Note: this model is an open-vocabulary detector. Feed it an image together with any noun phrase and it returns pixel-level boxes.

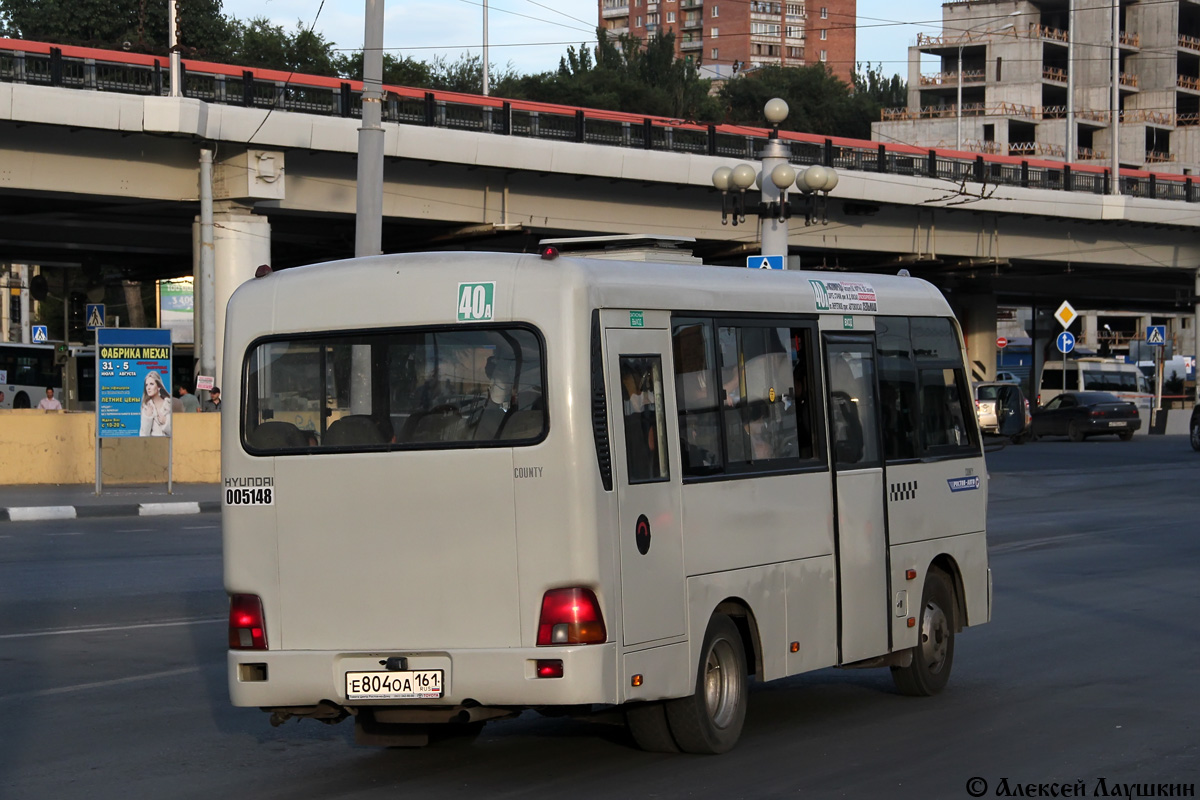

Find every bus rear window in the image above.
[242,326,546,453]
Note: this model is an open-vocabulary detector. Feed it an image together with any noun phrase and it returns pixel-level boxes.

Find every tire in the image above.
[1010,431,1027,445]
[665,614,748,754]
[892,569,956,697]
[1068,421,1085,442]
[626,702,679,753]
[1190,416,1200,452]
[1118,430,1134,442]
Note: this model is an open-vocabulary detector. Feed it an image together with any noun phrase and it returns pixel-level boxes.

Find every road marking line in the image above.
[0,667,202,703]
[140,502,202,516]
[47,532,85,537]
[6,506,77,521]
[182,525,218,530]
[118,528,154,533]
[0,617,223,640]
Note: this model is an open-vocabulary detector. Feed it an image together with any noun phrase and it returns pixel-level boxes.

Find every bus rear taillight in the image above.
[536,588,607,646]
[229,594,268,650]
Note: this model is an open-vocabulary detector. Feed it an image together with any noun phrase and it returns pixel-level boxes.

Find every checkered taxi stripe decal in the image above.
[890,481,918,502]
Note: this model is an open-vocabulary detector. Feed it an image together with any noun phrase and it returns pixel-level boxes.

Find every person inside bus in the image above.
[37,387,62,411]
[140,372,172,437]
[621,360,662,481]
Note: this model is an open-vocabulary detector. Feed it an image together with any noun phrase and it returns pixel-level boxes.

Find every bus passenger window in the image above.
[919,368,972,449]
[620,356,670,483]
[672,320,723,475]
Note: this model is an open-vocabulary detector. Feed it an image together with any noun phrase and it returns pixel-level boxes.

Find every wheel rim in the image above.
[919,600,950,674]
[702,638,741,730]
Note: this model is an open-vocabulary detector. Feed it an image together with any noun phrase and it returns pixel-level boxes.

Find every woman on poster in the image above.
[140,371,172,437]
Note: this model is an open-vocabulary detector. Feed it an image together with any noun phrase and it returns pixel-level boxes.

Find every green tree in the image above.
[501,30,720,121]
[718,64,872,137]
[0,0,237,60]
[231,17,337,76]
[334,50,432,87]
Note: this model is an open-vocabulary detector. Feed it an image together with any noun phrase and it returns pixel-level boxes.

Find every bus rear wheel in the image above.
[892,569,956,697]
[665,614,748,754]
[626,702,679,752]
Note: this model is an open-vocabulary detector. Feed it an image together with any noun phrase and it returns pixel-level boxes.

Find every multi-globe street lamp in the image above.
[711,99,838,261]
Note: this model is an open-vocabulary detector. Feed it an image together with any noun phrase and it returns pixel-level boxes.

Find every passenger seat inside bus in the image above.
[324,415,390,446]
[247,420,308,450]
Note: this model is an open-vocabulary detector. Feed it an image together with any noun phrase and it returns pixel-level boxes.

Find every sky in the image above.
[221,0,947,78]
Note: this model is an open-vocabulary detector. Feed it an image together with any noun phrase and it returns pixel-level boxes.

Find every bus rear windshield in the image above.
[242,326,546,453]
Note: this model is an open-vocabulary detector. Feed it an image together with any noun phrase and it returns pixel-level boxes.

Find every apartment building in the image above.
[598,0,857,84]
[873,0,1200,173]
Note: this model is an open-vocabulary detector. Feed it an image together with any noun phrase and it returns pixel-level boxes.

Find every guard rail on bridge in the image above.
[2,37,1197,204]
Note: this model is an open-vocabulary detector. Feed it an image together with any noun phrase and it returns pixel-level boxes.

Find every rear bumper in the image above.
[228,644,619,709]
[1086,418,1141,433]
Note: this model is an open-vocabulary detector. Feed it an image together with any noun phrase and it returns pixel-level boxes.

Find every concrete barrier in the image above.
[0,410,220,484]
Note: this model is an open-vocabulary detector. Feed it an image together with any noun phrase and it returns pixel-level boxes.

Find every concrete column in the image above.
[20,265,31,343]
[209,205,270,384]
[953,292,999,383]
[1082,312,1098,350]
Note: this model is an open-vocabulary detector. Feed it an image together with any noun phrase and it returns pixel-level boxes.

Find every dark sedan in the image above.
[1191,404,1200,452]
[1031,391,1141,442]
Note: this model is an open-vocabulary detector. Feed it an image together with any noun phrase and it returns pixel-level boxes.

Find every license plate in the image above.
[345,670,444,700]
[1109,420,1129,428]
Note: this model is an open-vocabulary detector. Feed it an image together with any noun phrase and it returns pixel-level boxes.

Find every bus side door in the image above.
[606,323,687,648]
[823,336,890,663]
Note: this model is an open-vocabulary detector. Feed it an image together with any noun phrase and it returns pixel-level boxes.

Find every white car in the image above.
[975,381,1032,443]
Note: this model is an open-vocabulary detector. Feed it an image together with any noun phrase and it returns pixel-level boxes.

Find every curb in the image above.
[1,501,221,523]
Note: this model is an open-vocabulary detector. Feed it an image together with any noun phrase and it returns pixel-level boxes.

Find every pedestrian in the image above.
[201,386,222,413]
[37,387,62,410]
[177,383,200,413]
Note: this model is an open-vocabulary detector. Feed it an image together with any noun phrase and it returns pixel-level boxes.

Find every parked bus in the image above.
[0,343,96,410]
[222,251,992,753]
[0,343,60,409]
[1038,357,1153,418]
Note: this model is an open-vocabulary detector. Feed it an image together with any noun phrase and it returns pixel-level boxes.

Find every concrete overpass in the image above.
[1,39,1199,385]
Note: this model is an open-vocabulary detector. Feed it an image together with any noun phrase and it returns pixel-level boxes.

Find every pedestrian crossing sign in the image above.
[32,325,48,343]
[746,255,784,270]
[1146,325,1166,346]
[86,303,106,331]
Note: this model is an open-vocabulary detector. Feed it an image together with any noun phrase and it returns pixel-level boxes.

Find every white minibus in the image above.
[222,250,991,753]
[1038,357,1153,417]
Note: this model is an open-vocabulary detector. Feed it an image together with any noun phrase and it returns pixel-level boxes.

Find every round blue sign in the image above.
[1056,331,1076,354]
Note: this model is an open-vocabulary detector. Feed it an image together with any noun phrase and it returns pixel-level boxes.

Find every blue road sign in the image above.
[1056,331,1076,354]
[85,303,106,331]
[1146,325,1166,346]
[746,255,784,270]
[31,325,48,343]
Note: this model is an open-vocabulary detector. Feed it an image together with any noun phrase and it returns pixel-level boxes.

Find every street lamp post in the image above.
[710,99,838,264]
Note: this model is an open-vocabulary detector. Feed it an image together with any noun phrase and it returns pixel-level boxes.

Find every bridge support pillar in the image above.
[193,204,271,385]
[952,293,998,384]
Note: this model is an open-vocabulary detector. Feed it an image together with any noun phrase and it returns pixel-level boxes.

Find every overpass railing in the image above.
[2,38,1197,204]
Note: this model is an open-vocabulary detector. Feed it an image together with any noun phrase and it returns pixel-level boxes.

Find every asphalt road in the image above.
[1,436,1197,799]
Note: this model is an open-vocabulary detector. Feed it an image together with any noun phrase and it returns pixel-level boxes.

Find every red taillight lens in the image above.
[228,594,267,650]
[536,659,564,678]
[1090,410,1106,417]
[537,588,606,646]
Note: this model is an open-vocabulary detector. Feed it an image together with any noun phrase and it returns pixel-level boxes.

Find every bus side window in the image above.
[620,356,670,483]
[672,319,723,475]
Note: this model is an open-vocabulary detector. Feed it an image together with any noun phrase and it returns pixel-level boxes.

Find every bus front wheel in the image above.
[665,613,748,754]
[892,569,956,697]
